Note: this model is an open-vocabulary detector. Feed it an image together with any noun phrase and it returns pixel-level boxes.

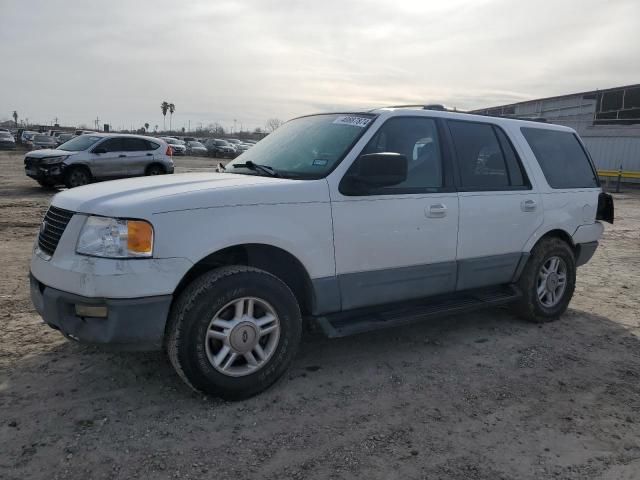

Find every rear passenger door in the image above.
[446,120,543,291]
[121,138,157,176]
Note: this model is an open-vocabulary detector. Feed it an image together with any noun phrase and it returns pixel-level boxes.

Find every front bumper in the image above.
[25,162,66,182]
[30,273,172,350]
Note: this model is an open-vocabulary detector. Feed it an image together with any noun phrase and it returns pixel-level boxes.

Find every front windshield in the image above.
[226,113,375,179]
[190,141,205,148]
[58,135,102,151]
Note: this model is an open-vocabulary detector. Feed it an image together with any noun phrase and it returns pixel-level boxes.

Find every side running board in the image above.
[315,285,521,338]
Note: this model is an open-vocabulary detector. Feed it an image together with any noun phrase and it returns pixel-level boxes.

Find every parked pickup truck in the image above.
[29,108,614,399]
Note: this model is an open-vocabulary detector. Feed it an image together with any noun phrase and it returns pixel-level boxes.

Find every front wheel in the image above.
[513,237,576,323]
[64,167,91,188]
[166,266,302,400]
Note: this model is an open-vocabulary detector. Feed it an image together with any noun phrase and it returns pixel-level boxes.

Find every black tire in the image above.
[64,167,91,188]
[37,179,57,189]
[166,266,302,400]
[513,237,576,323]
[146,164,165,176]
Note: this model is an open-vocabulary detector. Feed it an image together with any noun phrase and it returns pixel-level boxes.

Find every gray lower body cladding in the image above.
[30,273,171,350]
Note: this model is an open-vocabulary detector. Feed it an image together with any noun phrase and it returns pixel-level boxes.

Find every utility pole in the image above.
[233,119,237,134]
[188,120,190,133]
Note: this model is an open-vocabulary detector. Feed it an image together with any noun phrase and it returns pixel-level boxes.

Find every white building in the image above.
[473,84,640,177]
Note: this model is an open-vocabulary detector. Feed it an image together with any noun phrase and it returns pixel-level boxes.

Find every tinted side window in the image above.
[352,117,443,192]
[99,138,124,152]
[521,128,598,188]
[145,140,160,150]
[122,138,150,151]
[495,127,526,187]
[448,121,509,189]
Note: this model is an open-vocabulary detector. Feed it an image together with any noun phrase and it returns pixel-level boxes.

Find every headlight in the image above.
[40,155,69,164]
[76,216,154,258]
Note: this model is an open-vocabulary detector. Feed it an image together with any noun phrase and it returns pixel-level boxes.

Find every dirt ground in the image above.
[1,148,639,480]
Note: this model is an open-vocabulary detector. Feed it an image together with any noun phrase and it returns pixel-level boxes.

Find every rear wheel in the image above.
[513,237,576,323]
[167,266,302,400]
[146,164,165,176]
[64,167,91,188]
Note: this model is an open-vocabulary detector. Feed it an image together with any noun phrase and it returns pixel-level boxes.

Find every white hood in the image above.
[51,172,329,218]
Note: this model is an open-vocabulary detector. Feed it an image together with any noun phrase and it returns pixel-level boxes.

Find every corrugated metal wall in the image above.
[582,136,640,171]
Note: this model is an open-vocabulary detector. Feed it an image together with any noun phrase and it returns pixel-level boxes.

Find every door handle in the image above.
[426,203,447,218]
[118,154,126,158]
[521,199,537,212]
[146,153,153,156]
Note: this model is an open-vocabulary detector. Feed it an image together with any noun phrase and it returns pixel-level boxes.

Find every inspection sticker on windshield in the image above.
[333,115,372,128]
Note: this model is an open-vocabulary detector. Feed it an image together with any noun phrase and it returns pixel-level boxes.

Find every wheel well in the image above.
[173,244,314,315]
[66,164,92,177]
[537,229,576,253]
[146,162,165,174]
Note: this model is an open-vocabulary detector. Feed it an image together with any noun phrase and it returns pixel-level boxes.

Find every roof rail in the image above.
[370,104,450,112]
[468,112,548,123]
[371,104,549,122]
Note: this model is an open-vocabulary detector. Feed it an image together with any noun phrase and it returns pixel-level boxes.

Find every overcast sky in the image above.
[1,0,638,132]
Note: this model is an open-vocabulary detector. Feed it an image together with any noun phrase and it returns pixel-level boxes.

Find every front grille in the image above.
[38,206,74,256]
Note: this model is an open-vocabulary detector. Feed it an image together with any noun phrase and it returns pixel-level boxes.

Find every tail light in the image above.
[166,145,173,156]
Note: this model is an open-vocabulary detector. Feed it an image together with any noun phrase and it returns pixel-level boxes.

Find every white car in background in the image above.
[161,137,187,156]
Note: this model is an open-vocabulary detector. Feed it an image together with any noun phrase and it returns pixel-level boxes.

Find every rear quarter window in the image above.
[521,127,599,189]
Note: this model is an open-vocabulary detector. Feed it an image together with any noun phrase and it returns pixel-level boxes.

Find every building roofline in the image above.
[472,83,640,111]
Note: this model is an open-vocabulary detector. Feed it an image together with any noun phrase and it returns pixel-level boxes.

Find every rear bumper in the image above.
[30,273,171,350]
[576,241,598,267]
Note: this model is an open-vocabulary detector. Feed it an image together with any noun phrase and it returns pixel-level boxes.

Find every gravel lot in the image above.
[1,148,639,479]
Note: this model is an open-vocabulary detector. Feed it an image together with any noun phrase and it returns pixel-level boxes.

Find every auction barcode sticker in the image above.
[333,115,372,128]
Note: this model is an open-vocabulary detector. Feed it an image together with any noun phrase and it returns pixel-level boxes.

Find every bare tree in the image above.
[144,122,149,132]
[161,101,169,130]
[265,118,283,133]
[12,110,18,127]
[169,103,175,132]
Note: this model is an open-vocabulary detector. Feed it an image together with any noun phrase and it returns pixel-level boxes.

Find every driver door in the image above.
[330,116,459,310]
[90,138,126,179]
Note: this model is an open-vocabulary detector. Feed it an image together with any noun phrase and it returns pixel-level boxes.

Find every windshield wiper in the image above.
[232,160,280,177]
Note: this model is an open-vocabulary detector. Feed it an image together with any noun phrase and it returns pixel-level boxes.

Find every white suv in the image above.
[29,108,614,399]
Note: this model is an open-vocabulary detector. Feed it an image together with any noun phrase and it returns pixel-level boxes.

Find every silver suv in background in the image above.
[24,133,174,188]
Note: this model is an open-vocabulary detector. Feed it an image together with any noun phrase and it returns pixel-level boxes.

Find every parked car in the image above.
[56,133,75,146]
[235,143,252,153]
[21,131,39,147]
[74,130,95,136]
[185,140,208,156]
[31,134,58,150]
[0,131,16,149]
[24,133,174,188]
[28,108,613,399]
[161,137,187,156]
[205,138,236,158]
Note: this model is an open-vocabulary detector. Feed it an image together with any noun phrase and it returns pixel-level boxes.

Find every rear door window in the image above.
[521,128,599,188]
[122,138,151,151]
[448,120,528,190]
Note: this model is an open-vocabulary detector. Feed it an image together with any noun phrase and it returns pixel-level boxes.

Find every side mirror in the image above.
[346,152,408,189]
[93,147,106,154]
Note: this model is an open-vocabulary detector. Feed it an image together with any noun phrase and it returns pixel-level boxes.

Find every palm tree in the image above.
[12,110,18,127]
[168,103,175,132]
[144,122,149,132]
[161,101,169,130]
